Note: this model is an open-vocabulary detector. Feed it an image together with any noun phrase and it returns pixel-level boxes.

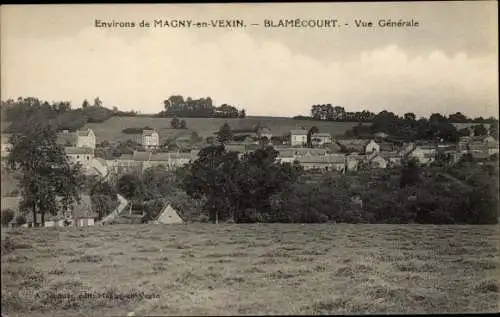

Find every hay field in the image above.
[84,116,364,143]
[1,224,498,316]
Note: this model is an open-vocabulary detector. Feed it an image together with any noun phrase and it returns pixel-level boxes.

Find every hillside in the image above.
[84,116,366,143]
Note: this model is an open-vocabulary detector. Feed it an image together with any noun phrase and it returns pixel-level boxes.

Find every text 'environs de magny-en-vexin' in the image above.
[94,18,420,29]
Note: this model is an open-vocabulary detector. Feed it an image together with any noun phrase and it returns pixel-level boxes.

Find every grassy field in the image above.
[1,224,498,316]
[84,116,364,143]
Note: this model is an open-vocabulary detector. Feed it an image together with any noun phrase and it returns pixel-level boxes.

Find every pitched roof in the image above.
[312,133,331,138]
[290,130,308,135]
[297,155,345,164]
[225,144,247,153]
[64,147,94,155]
[142,129,157,136]
[154,204,184,224]
[1,195,96,223]
[56,132,77,146]
[76,129,93,137]
[150,152,193,161]
[277,149,295,157]
[114,154,133,161]
[133,151,151,161]
[293,148,328,156]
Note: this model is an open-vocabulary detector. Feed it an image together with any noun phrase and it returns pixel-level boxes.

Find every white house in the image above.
[409,146,436,165]
[290,130,308,146]
[369,155,388,169]
[65,147,95,170]
[311,133,332,146]
[141,129,160,149]
[76,129,96,149]
[364,140,380,154]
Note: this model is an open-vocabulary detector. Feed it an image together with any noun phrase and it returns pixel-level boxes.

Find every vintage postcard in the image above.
[1,2,498,316]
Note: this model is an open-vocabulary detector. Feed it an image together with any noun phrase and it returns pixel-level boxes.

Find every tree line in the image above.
[299,104,498,124]
[159,95,246,118]
[1,97,114,133]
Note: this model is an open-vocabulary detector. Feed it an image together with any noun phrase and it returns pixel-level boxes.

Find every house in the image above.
[1,195,97,228]
[368,155,388,169]
[153,203,184,224]
[290,130,308,146]
[297,155,346,172]
[292,148,328,157]
[140,129,160,149]
[483,136,499,155]
[76,129,96,149]
[65,147,95,171]
[311,133,332,146]
[337,139,379,154]
[257,128,273,140]
[147,152,194,170]
[364,140,380,154]
[409,146,436,165]
[380,152,402,167]
[277,150,296,164]
[225,144,248,156]
[346,154,362,171]
[398,142,416,157]
[107,154,136,174]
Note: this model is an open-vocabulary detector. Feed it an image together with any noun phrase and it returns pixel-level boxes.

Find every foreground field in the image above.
[84,116,364,143]
[1,224,498,316]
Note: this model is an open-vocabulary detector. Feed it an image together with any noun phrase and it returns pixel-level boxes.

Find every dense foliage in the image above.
[159,95,245,118]
[2,97,114,133]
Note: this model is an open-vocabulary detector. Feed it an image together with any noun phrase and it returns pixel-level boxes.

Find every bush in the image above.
[15,215,26,226]
[1,209,15,226]
[197,214,210,223]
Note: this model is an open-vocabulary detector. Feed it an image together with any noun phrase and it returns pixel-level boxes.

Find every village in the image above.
[1,121,498,229]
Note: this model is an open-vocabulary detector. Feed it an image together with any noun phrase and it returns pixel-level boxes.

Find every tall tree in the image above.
[217,123,233,144]
[93,97,103,108]
[82,99,90,109]
[306,126,319,148]
[170,117,180,129]
[7,112,84,226]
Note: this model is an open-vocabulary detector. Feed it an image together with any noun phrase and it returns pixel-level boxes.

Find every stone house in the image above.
[290,130,308,146]
[76,129,96,149]
[311,133,332,146]
[140,129,160,149]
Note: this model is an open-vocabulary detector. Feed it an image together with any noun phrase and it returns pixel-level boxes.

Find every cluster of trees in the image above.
[159,95,246,118]
[2,97,114,133]
[182,145,304,222]
[345,111,498,142]
[301,104,498,125]
[5,114,86,226]
[306,104,376,122]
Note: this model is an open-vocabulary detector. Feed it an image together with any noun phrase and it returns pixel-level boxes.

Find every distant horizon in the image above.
[1,96,498,121]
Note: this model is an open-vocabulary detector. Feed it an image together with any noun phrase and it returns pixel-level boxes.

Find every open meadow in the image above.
[1,223,498,316]
[84,116,364,143]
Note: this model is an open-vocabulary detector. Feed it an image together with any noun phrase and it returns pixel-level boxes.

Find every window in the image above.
[87,156,90,160]
[77,155,80,159]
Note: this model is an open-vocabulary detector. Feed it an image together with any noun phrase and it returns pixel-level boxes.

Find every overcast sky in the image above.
[1,2,498,118]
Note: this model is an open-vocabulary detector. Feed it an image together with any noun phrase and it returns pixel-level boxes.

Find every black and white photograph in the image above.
[0,2,498,316]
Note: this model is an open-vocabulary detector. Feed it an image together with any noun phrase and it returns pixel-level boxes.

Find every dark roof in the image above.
[142,130,157,137]
[64,147,94,155]
[57,132,77,146]
[290,130,308,135]
[298,155,345,164]
[76,129,93,137]
[133,151,151,161]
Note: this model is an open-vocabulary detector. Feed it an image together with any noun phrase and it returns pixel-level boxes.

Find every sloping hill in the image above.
[84,116,366,143]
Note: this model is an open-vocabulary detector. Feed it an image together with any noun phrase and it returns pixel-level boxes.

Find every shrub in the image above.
[197,214,210,223]
[1,209,15,226]
[15,215,26,226]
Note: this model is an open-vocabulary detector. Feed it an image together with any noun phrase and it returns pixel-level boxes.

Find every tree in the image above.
[171,117,180,129]
[306,126,319,148]
[15,215,26,226]
[7,112,84,227]
[180,119,187,129]
[117,173,144,200]
[93,97,103,108]
[239,109,246,118]
[90,181,119,220]
[400,158,421,188]
[473,124,488,136]
[490,122,499,140]
[1,209,14,226]
[216,123,233,144]
[404,112,416,121]
[82,99,90,109]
